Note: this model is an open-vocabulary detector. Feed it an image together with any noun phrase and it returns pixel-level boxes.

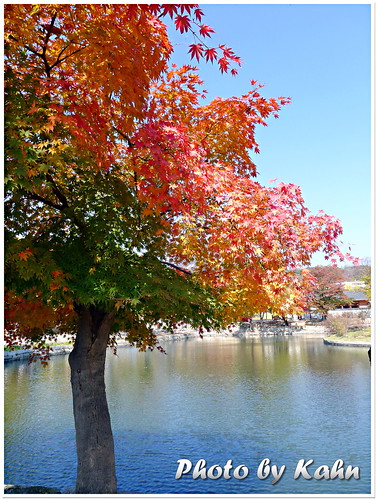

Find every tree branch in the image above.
[40,13,59,77]
[8,35,44,59]
[160,260,192,276]
[24,190,63,210]
[46,173,69,209]
[112,126,134,147]
[50,45,88,70]
[24,180,87,234]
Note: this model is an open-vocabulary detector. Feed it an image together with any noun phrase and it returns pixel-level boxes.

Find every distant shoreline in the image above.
[4,325,371,363]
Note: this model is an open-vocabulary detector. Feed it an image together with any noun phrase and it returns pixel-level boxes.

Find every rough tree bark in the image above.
[68,305,117,494]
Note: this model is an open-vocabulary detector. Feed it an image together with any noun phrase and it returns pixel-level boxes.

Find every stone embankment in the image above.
[237,322,300,336]
[323,338,371,348]
[4,344,73,363]
[4,485,61,494]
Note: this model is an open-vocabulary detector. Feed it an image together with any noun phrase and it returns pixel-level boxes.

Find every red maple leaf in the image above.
[218,57,229,73]
[174,15,191,33]
[180,5,192,14]
[219,44,235,58]
[188,43,203,62]
[194,7,204,21]
[199,24,215,37]
[204,47,218,63]
[161,5,178,18]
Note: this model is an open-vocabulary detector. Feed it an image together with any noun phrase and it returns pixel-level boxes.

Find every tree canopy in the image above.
[305,265,348,315]
[5,4,356,351]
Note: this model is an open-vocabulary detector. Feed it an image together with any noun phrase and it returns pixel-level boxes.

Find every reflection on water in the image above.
[4,336,371,494]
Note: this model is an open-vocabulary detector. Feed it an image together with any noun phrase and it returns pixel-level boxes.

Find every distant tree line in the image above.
[306,263,371,318]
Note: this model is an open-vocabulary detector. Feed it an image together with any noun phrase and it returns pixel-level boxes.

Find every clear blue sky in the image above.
[166,4,371,267]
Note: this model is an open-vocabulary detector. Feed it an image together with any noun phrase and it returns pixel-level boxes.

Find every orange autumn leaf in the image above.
[18,249,33,261]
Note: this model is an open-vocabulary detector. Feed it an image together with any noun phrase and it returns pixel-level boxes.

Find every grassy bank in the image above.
[325,327,371,343]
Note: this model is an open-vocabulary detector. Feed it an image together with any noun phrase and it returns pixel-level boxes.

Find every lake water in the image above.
[4,335,371,495]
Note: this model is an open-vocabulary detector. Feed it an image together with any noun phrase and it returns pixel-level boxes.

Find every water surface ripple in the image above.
[4,336,371,494]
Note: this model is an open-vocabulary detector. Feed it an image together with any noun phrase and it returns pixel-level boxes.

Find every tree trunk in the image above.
[68,305,117,494]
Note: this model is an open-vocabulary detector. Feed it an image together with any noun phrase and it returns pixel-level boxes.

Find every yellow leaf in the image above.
[115,300,123,311]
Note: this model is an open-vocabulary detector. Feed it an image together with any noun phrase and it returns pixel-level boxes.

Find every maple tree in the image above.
[4,4,356,494]
[305,266,348,317]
